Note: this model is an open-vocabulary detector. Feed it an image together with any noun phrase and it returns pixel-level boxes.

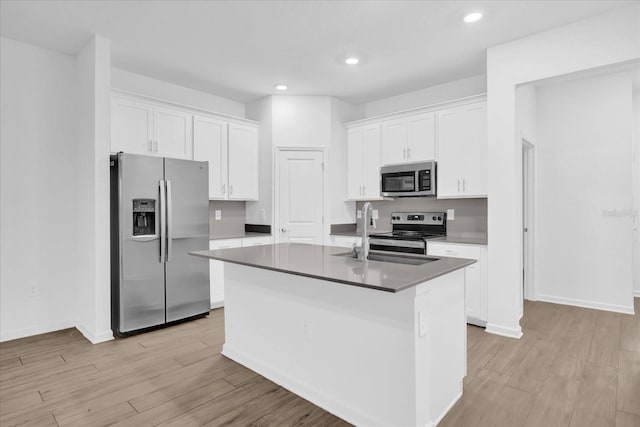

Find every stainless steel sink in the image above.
[333,251,437,266]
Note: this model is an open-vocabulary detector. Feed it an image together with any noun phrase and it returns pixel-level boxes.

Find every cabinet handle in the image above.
[154,141,159,152]
[362,186,366,195]
[147,140,153,152]
[407,147,411,159]
[457,179,461,192]
[229,184,233,195]
[221,184,226,195]
[281,228,289,233]
[403,148,407,160]
[462,179,466,192]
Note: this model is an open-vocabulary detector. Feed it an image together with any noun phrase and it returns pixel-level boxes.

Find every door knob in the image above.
[281,228,289,233]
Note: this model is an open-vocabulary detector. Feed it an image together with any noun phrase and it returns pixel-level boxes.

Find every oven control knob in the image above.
[432,216,436,220]
[437,216,442,221]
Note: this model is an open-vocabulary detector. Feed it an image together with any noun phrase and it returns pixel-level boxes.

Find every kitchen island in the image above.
[191,243,475,427]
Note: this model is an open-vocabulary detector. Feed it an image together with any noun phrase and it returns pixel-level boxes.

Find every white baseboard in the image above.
[0,320,75,343]
[210,300,224,309]
[536,294,635,315]
[485,322,523,339]
[223,343,394,427]
[75,323,114,344]
[433,388,463,427]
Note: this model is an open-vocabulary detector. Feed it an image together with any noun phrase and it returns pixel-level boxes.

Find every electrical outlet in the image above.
[447,209,455,220]
[28,282,39,297]
[356,210,362,219]
[372,209,379,220]
[215,210,222,220]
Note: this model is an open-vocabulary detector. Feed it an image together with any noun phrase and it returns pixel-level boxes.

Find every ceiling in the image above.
[0,0,635,104]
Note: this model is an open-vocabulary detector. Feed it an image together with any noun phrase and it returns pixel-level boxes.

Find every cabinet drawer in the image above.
[330,236,362,248]
[242,236,273,247]
[427,242,482,260]
[209,239,243,250]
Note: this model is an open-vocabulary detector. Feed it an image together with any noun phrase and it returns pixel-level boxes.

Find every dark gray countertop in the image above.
[191,243,475,293]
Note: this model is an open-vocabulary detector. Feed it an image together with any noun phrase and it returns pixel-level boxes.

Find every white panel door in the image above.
[228,123,259,200]
[381,119,408,165]
[436,108,462,198]
[363,124,381,199]
[193,115,228,199]
[154,107,192,159]
[111,97,154,155]
[347,127,365,200]
[278,150,324,245]
[460,102,487,196]
[407,112,436,162]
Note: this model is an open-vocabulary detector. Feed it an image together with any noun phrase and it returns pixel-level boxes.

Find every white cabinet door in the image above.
[209,238,243,307]
[347,127,365,200]
[111,97,154,155]
[381,118,408,165]
[436,108,463,198]
[363,125,381,199]
[407,112,436,162]
[193,116,228,199]
[460,102,487,197]
[228,123,259,200]
[154,107,192,159]
[427,242,486,326]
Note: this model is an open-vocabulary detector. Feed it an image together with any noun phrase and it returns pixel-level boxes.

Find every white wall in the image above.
[0,37,79,341]
[245,96,273,225]
[363,74,486,118]
[75,36,113,344]
[245,96,359,231]
[486,5,640,337]
[535,72,633,312]
[112,68,245,118]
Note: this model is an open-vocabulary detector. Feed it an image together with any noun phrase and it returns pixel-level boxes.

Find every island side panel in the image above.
[413,269,466,425]
[221,262,467,427]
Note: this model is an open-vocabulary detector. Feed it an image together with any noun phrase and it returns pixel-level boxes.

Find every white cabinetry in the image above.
[228,123,259,200]
[427,242,487,326]
[436,102,487,198]
[111,96,191,159]
[193,117,259,201]
[209,236,273,307]
[347,124,381,200]
[380,112,435,165]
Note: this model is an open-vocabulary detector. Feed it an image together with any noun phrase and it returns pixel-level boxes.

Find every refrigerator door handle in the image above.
[159,180,166,263]
[166,179,173,262]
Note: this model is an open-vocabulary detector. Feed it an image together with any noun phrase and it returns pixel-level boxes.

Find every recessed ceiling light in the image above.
[345,57,360,65]
[463,12,483,23]
[274,84,288,91]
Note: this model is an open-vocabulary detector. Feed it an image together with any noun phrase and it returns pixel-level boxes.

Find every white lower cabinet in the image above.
[329,235,362,248]
[427,242,487,326]
[209,236,273,307]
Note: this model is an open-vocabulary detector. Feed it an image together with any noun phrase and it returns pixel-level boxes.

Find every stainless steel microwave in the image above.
[380,161,436,197]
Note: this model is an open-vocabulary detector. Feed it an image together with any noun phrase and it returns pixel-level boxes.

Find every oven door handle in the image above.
[369,239,426,249]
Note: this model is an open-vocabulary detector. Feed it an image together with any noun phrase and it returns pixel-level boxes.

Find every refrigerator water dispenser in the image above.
[132,199,156,236]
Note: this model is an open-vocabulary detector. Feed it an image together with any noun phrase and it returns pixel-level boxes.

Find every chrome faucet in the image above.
[355,202,376,261]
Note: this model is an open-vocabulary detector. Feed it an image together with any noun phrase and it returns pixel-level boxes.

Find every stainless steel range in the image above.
[369,212,446,257]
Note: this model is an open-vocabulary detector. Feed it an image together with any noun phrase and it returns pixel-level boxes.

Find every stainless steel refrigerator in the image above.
[110,152,210,336]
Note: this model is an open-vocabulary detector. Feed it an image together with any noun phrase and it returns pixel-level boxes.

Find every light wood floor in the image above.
[1,299,638,427]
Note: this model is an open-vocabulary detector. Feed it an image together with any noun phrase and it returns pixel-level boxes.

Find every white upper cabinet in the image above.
[347,124,381,200]
[111,97,154,155]
[380,112,435,165]
[193,115,227,199]
[436,101,487,198]
[228,122,259,200]
[153,106,192,159]
[111,96,191,159]
[193,117,259,201]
